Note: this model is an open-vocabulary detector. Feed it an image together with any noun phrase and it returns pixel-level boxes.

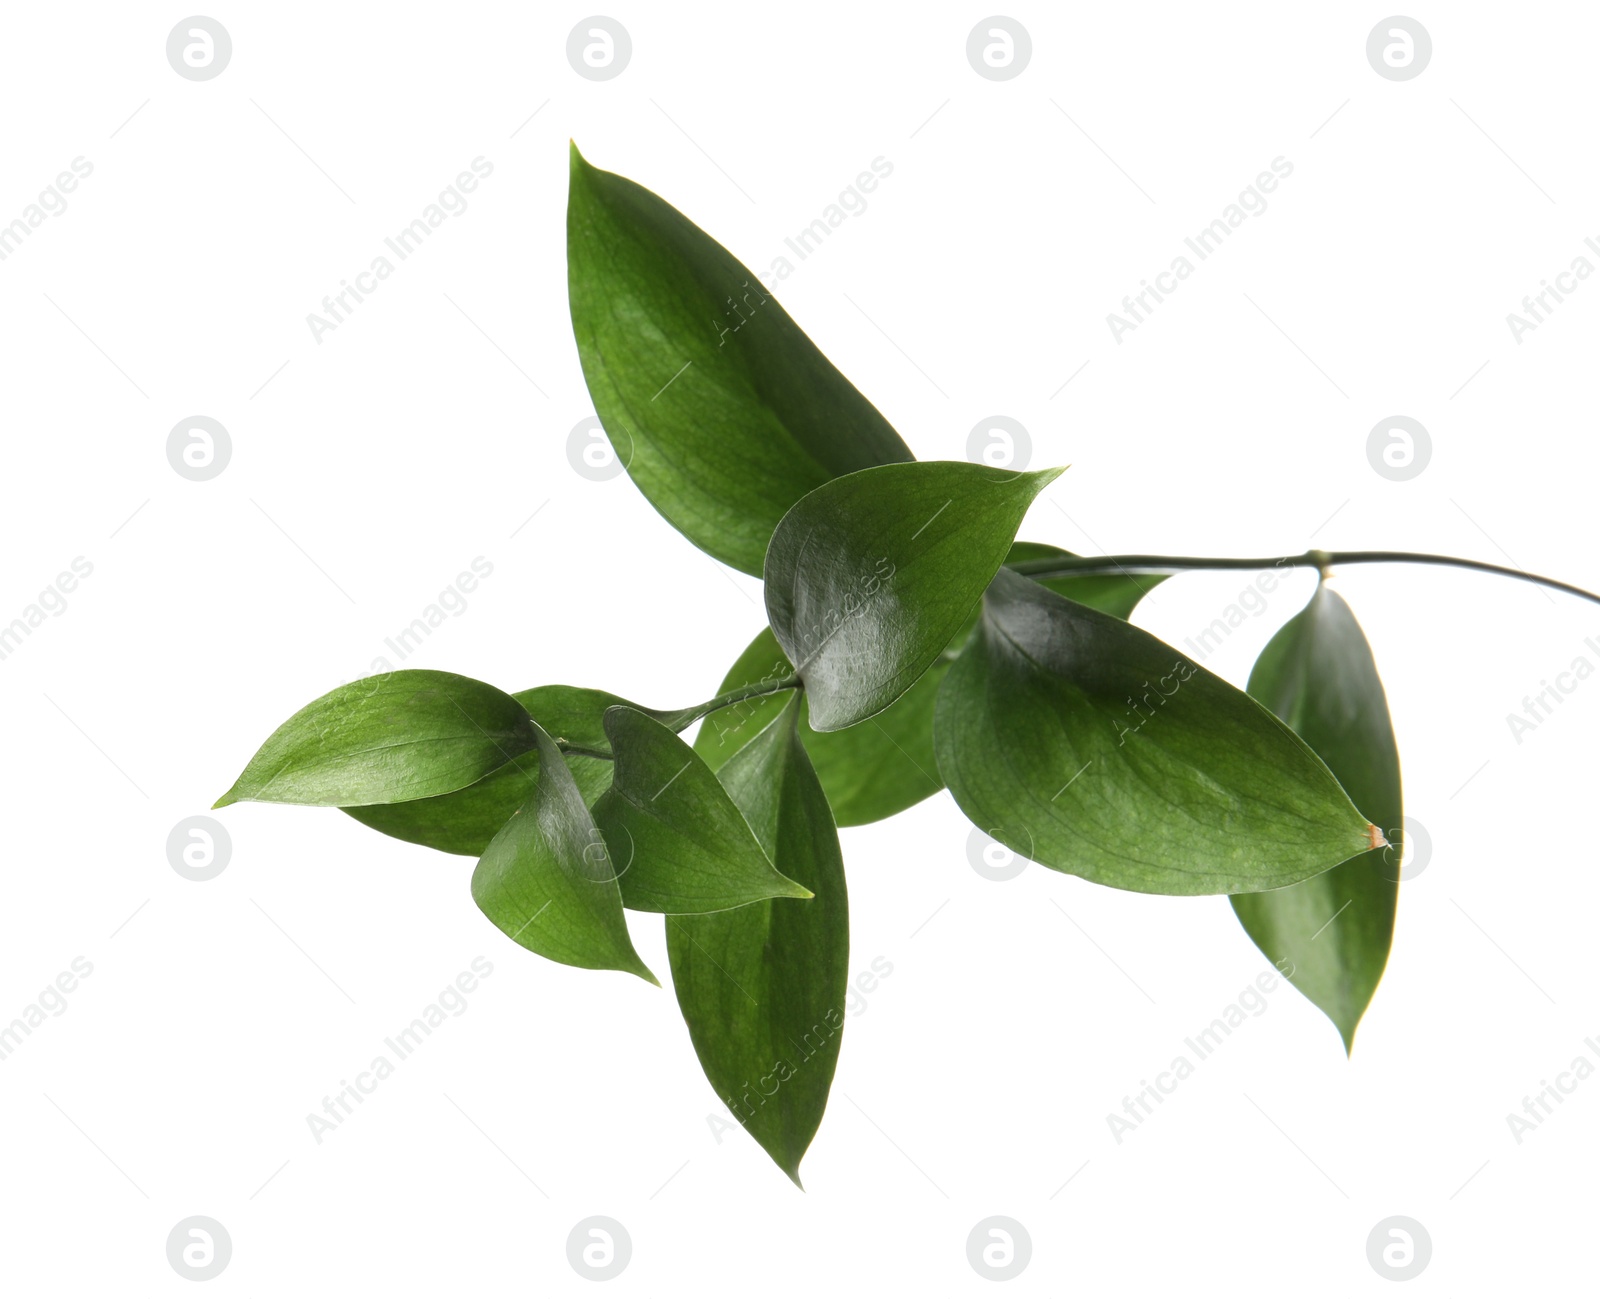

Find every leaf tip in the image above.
[1367,823,1389,851]
[212,788,238,809]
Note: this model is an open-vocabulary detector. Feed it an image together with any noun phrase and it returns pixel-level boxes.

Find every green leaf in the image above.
[341,685,630,855]
[669,696,848,1185]
[567,145,913,576]
[593,706,813,913]
[696,544,1163,825]
[764,461,1062,732]
[934,569,1382,895]
[470,723,656,983]
[1230,585,1402,1052]
[216,670,538,809]
[343,761,535,857]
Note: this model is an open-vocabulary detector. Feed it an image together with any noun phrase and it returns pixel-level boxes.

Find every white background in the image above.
[1,2,1595,1293]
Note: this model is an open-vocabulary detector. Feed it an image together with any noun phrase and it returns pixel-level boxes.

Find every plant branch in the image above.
[555,743,616,761]
[1005,549,1600,607]
[659,673,804,730]
[553,674,803,761]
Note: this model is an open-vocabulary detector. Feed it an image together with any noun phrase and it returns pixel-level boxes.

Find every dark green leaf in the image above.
[764,461,1062,731]
[935,569,1382,895]
[341,685,630,855]
[568,145,912,576]
[216,670,537,809]
[471,724,656,983]
[669,696,848,1184]
[593,706,812,913]
[696,544,1162,825]
[1230,585,1402,1052]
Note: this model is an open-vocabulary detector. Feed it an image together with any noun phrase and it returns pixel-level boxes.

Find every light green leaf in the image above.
[568,145,912,576]
[1231,585,1403,1052]
[593,706,812,913]
[764,461,1062,732]
[934,569,1382,895]
[470,724,656,983]
[669,696,848,1185]
[342,685,630,855]
[216,670,537,809]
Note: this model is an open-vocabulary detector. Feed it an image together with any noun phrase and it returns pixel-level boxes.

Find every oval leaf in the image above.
[934,569,1381,895]
[1230,585,1403,1052]
[764,461,1062,732]
[216,670,537,808]
[568,145,912,575]
[669,696,848,1184]
[470,724,655,982]
[342,685,630,855]
[593,706,812,913]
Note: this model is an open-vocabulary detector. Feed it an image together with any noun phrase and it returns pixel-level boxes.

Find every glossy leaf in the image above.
[764,461,1062,731]
[568,145,912,575]
[216,670,537,809]
[696,544,1161,825]
[1230,585,1402,1052]
[935,569,1381,895]
[669,696,848,1184]
[470,724,655,983]
[342,686,631,855]
[593,706,812,913]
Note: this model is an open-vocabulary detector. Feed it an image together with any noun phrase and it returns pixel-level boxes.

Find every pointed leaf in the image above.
[471,724,655,982]
[764,461,1062,731]
[216,670,537,808]
[568,145,912,575]
[593,706,812,913]
[934,569,1381,895]
[669,696,848,1184]
[1230,585,1403,1051]
[342,685,630,855]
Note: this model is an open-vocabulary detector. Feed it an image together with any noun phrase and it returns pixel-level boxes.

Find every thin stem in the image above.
[1004,549,1600,607]
[556,743,615,761]
[657,673,803,732]
[552,551,1596,761]
[552,673,803,762]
